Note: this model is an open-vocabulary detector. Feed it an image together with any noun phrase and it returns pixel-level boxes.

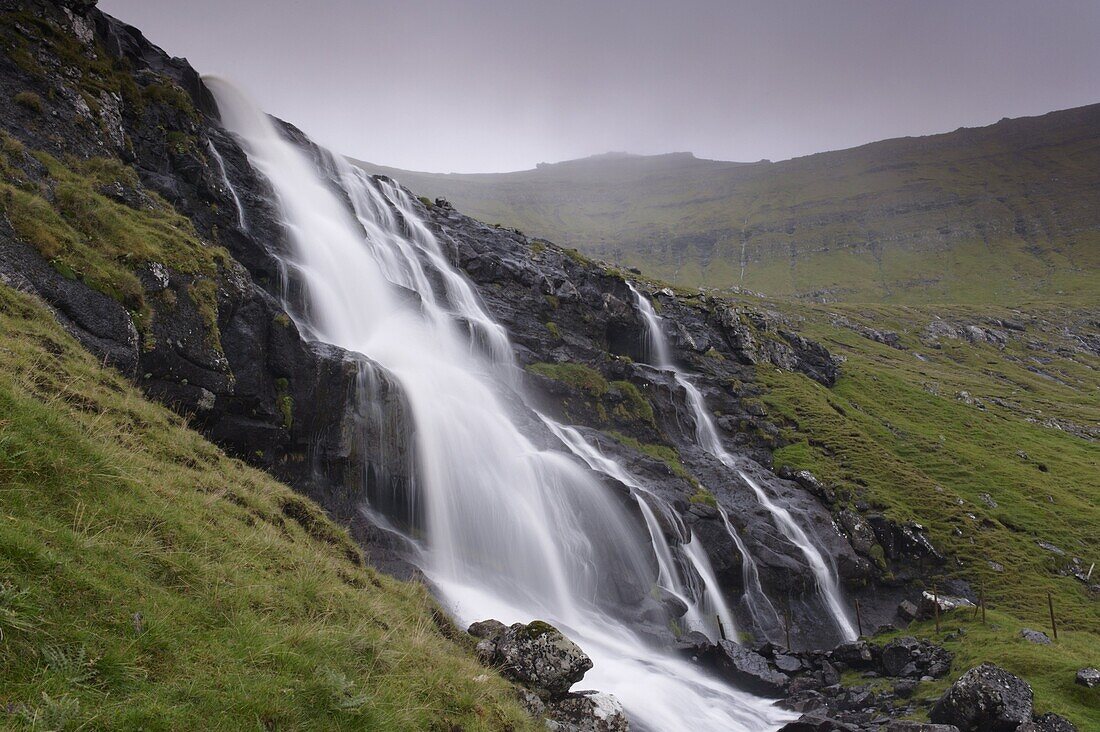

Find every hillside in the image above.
[0,283,533,730]
[357,105,1100,305]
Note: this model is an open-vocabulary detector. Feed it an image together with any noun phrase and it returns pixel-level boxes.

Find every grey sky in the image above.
[100,0,1100,173]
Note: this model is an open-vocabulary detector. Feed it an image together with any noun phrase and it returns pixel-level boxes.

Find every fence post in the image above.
[855,600,863,637]
[933,583,940,634]
[1048,592,1058,640]
[784,610,792,651]
[716,614,727,641]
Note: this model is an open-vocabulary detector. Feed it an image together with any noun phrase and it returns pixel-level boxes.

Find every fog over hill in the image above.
[357,104,1100,305]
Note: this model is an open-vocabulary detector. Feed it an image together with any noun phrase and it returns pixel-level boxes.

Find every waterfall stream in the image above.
[628,283,857,642]
[206,139,248,232]
[207,78,791,731]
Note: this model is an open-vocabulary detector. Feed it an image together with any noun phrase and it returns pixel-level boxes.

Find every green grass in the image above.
[0,284,534,731]
[606,431,694,484]
[526,361,609,397]
[870,609,1100,728]
[0,132,227,333]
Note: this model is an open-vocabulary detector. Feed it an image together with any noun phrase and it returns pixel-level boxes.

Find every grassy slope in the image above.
[358,105,1100,305]
[746,296,1098,725]
[0,284,533,731]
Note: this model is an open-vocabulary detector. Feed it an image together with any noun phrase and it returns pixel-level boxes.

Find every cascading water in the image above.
[207,78,791,730]
[206,139,248,232]
[540,416,737,641]
[628,283,858,642]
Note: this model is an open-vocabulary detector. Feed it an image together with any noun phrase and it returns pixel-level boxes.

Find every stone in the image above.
[712,640,790,697]
[898,600,920,621]
[881,637,953,679]
[930,663,1033,731]
[1017,712,1078,732]
[886,723,961,732]
[777,711,859,731]
[831,640,880,670]
[1019,628,1051,645]
[545,690,630,732]
[1075,667,1099,687]
[471,619,593,698]
[774,653,805,673]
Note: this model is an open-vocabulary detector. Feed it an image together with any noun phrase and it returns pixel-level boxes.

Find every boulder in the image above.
[1017,712,1078,732]
[1019,628,1051,645]
[1075,667,1099,688]
[545,691,630,732]
[712,640,790,697]
[831,640,880,670]
[930,663,1033,731]
[777,711,859,731]
[469,619,593,698]
[885,723,961,732]
[881,637,952,679]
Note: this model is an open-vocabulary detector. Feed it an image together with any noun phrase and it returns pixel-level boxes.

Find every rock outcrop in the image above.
[931,663,1033,731]
[469,619,629,732]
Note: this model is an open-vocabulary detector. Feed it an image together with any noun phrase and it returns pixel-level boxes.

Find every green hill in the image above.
[357,105,1100,305]
[0,284,532,731]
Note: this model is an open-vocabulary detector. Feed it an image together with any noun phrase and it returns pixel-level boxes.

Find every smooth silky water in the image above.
[207,78,792,731]
[628,283,857,642]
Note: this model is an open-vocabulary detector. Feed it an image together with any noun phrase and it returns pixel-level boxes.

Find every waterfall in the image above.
[207,78,791,731]
[540,416,737,641]
[206,139,248,232]
[628,283,857,642]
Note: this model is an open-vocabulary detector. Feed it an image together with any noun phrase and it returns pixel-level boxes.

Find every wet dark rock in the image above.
[885,723,961,732]
[881,637,953,679]
[831,640,880,670]
[469,619,593,698]
[898,600,920,621]
[711,640,790,697]
[1018,712,1078,732]
[777,711,859,731]
[930,663,1033,731]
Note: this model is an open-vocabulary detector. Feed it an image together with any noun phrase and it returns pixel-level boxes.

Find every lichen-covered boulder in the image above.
[1018,712,1078,732]
[881,636,953,679]
[930,663,1033,731]
[469,619,593,698]
[546,691,630,732]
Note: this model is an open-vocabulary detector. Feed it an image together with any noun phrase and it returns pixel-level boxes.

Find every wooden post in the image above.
[981,591,986,625]
[1048,592,1058,640]
[716,614,727,641]
[784,610,792,651]
[855,600,863,637]
[933,584,940,634]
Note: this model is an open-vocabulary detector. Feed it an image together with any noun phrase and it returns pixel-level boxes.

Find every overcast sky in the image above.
[100,0,1100,173]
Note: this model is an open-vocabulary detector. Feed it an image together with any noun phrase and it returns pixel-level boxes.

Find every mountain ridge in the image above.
[354,103,1100,306]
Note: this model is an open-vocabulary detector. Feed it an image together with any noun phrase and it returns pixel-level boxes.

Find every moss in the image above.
[0,144,227,328]
[609,380,655,425]
[416,195,432,208]
[563,247,589,265]
[526,362,608,397]
[186,278,222,355]
[529,239,547,256]
[275,377,293,430]
[689,487,718,508]
[13,91,42,114]
[545,321,562,340]
[274,313,292,328]
[522,620,556,640]
[543,294,559,310]
[607,431,694,483]
[704,346,725,360]
[142,81,198,121]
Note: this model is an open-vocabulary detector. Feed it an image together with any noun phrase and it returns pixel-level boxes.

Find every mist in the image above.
[100,0,1100,172]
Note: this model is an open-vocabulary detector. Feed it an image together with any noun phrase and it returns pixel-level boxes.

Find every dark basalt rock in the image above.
[777,711,860,731]
[884,723,961,732]
[710,640,790,697]
[545,691,630,732]
[880,636,953,679]
[931,663,1033,731]
[1073,667,1098,687]
[1018,712,1078,732]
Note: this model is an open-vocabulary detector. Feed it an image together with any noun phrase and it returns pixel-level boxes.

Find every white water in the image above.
[541,416,737,641]
[628,283,857,642]
[208,78,791,731]
[206,139,248,232]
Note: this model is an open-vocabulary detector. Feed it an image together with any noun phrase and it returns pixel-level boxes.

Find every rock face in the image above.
[931,663,1034,731]
[469,620,629,731]
[1017,712,1078,732]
